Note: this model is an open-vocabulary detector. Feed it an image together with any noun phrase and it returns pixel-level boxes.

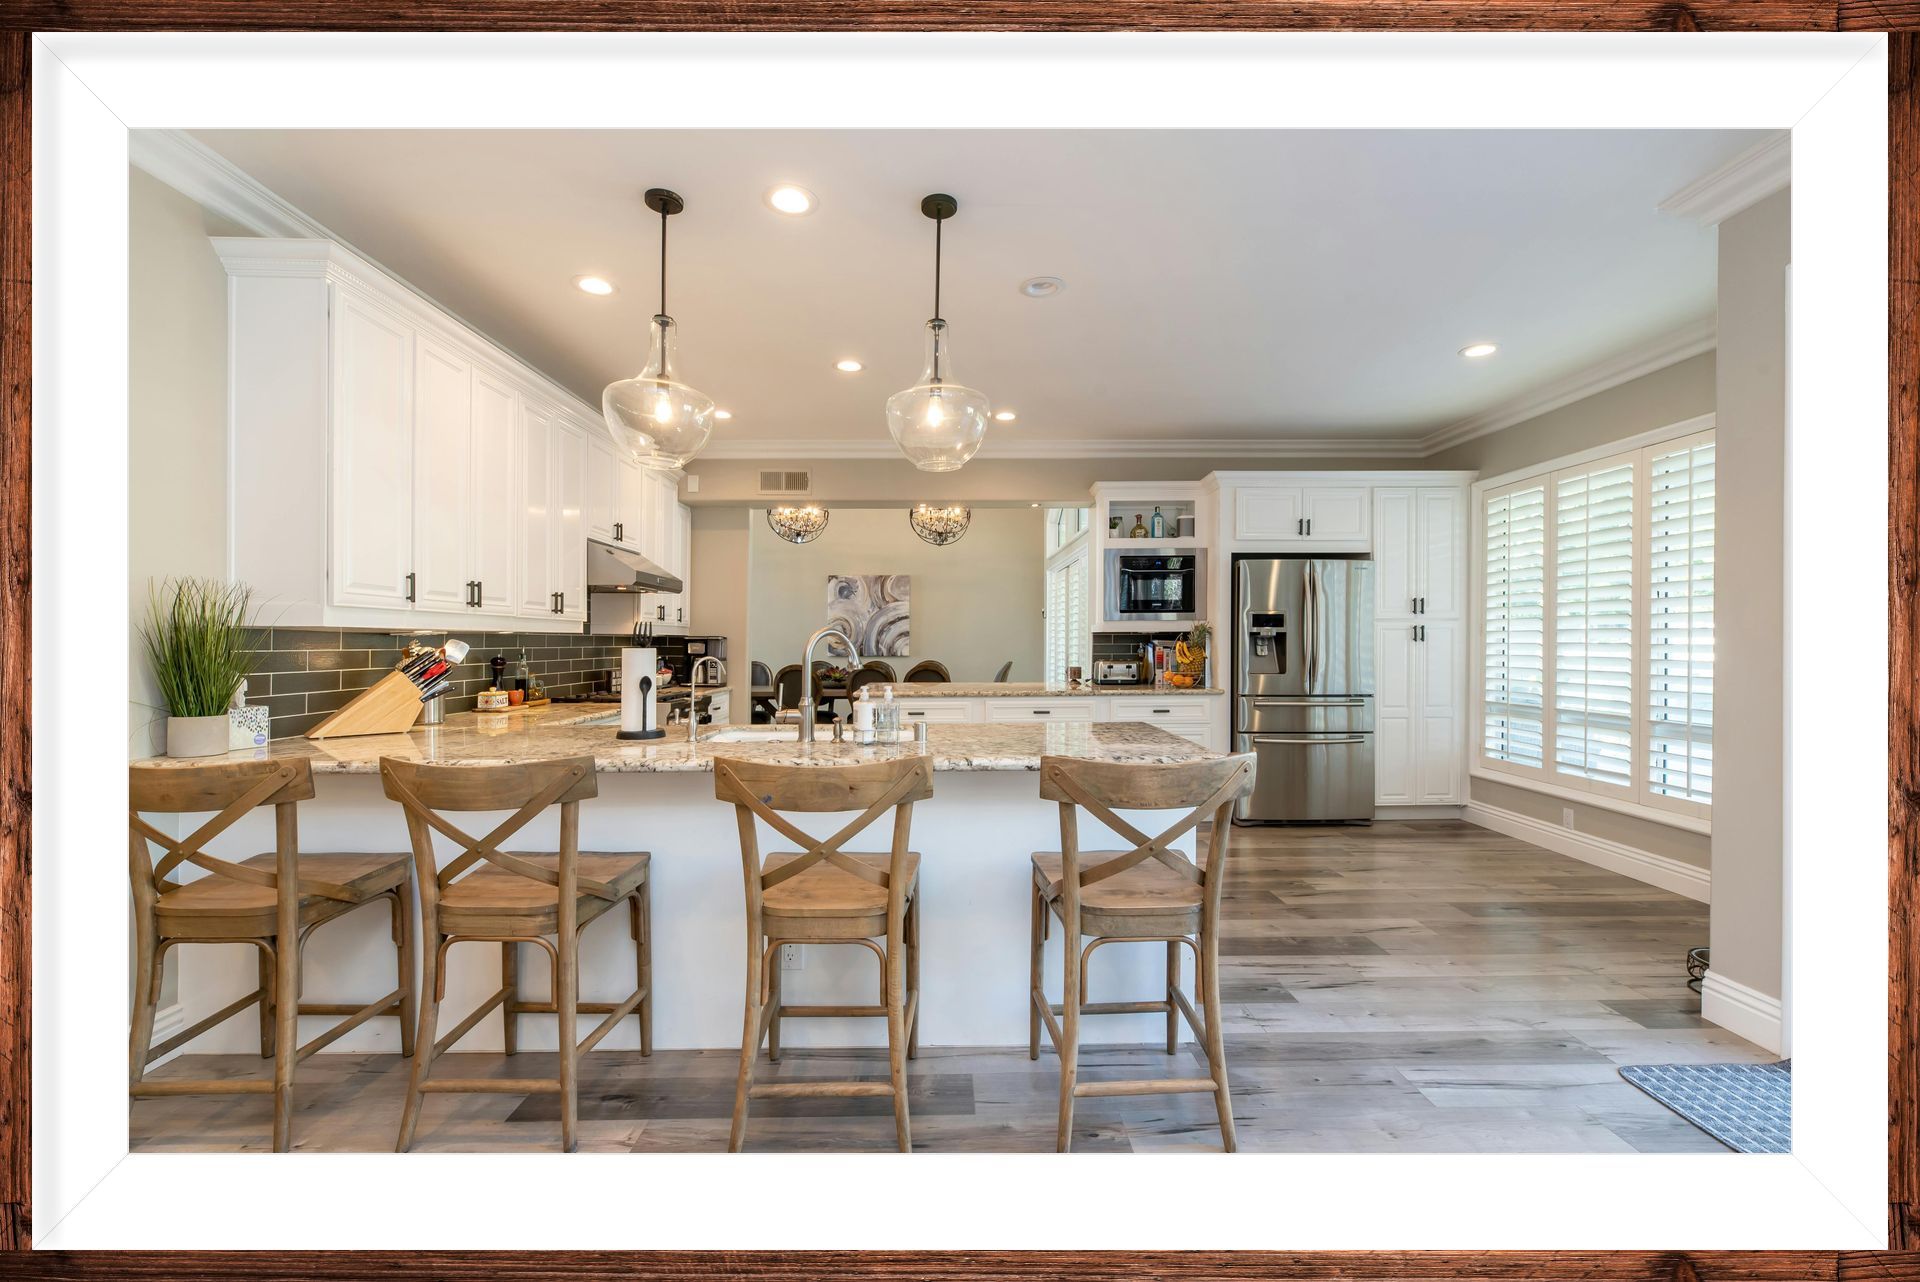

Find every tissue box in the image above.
[229,704,271,750]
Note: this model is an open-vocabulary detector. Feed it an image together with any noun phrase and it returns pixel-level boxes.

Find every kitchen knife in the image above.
[418,677,453,703]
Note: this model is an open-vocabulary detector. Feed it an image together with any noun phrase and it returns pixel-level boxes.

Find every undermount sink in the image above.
[702,726,917,744]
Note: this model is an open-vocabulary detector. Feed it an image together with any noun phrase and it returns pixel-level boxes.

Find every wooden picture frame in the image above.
[0,5,1909,1275]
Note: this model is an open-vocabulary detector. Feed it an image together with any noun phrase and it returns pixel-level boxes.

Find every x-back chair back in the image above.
[1032,752,1256,1152]
[129,758,414,1152]
[713,755,935,1151]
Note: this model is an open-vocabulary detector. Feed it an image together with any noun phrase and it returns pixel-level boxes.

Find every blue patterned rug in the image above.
[1619,1061,1791,1153]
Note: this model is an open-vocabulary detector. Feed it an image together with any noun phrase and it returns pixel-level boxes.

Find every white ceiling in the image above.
[189,127,1760,454]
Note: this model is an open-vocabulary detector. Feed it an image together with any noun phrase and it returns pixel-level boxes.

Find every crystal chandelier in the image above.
[886,194,992,472]
[767,505,829,545]
[603,188,717,471]
[908,503,971,547]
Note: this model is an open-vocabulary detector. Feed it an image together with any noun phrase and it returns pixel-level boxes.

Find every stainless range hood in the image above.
[586,537,683,594]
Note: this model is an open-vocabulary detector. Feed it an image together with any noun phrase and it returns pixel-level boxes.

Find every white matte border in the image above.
[33,31,1887,1250]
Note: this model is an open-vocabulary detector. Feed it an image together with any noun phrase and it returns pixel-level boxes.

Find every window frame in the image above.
[1470,413,1715,832]
[1044,527,1091,684]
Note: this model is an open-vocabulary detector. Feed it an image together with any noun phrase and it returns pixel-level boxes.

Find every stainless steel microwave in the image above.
[1104,547,1207,623]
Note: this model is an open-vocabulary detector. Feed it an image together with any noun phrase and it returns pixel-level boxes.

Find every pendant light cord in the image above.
[659,204,669,318]
[931,214,943,382]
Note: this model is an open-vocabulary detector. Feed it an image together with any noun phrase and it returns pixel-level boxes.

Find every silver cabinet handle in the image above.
[1252,735,1367,745]
[405,572,416,603]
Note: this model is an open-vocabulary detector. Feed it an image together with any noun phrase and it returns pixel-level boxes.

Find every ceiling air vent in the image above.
[758,470,812,497]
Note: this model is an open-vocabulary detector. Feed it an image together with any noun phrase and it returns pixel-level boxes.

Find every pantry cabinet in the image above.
[219,237,648,633]
[1374,486,1464,620]
[1373,619,1464,805]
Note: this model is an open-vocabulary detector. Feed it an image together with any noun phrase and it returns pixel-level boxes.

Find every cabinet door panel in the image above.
[1303,487,1371,545]
[673,501,693,630]
[1416,487,1464,619]
[1415,620,1464,803]
[517,404,554,616]
[1373,622,1416,805]
[409,334,473,614]
[472,367,518,613]
[586,437,620,542]
[1233,487,1304,541]
[330,293,415,608]
[551,423,588,620]
[1372,488,1416,619]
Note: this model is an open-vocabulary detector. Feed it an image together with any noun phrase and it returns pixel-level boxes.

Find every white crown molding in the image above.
[1416,316,1718,457]
[130,129,328,239]
[1658,133,1791,227]
[700,434,1427,461]
[1701,971,1786,1056]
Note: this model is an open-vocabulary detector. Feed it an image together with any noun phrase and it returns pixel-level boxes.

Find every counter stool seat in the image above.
[1031,850,1204,933]
[437,851,650,936]
[155,851,409,940]
[763,851,921,936]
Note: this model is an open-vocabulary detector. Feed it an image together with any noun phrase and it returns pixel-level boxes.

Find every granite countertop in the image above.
[131,703,1222,775]
[880,682,1225,698]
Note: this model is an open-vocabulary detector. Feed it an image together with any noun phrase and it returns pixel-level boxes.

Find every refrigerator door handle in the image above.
[1252,735,1369,745]
[1301,560,1316,692]
[1254,697,1366,707]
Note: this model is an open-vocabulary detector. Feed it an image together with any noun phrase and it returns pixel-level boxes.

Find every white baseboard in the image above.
[146,1002,186,1069]
[1701,971,1785,1055]
[1375,805,1468,822]
[1464,800,1711,903]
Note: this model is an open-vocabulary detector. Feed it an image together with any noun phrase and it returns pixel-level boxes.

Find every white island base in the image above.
[170,763,1204,1056]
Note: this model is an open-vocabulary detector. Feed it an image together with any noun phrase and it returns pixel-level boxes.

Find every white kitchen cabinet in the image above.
[983,699,1096,723]
[1374,485,1465,621]
[1232,485,1370,549]
[220,238,612,633]
[586,436,622,543]
[1373,619,1463,806]
[617,456,649,549]
[328,291,415,610]
[1106,696,1218,749]
[893,699,975,724]
[409,333,475,615]
[471,367,519,613]
[671,501,693,632]
[517,401,556,617]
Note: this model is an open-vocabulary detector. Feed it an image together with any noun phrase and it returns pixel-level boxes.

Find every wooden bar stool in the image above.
[379,756,650,1153]
[129,759,416,1153]
[1029,753,1256,1152]
[714,756,933,1153]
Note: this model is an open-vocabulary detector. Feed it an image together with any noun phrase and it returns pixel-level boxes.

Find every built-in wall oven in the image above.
[1103,547,1207,624]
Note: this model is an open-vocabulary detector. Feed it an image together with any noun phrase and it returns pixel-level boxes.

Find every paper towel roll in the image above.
[617,646,664,741]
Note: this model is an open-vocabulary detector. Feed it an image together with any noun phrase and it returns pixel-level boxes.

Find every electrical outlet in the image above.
[780,943,803,970]
[1561,807,1576,830]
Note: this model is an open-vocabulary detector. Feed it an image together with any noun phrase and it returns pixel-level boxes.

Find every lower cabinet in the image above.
[1105,696,1219,750]
[983,699,1096,723]
[893,699,975,724]
[1374,620,1464,805]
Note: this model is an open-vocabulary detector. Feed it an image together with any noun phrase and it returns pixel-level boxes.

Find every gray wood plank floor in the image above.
[130,820,1769,1153]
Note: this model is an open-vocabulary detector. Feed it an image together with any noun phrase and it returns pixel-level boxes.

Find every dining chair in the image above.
[993,661,1014,683]
[902,661,950,683]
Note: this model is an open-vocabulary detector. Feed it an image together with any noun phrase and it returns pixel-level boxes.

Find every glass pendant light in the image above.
[908,503,971,546]
[603,188,717,471]
[886,194,992,472]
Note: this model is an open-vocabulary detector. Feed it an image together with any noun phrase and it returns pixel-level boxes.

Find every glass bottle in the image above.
[1130,513,1148,539]
[1150,506,1166,539]
[513,649,532,693]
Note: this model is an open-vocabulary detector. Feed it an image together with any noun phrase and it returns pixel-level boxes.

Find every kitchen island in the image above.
[134,711,1226,1054]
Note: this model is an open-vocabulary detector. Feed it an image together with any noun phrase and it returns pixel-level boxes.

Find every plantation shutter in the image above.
[1482,483,1547,768]
[1046,547,1089,683]
[1646,436,1715,804]
[1553,460,1635,789]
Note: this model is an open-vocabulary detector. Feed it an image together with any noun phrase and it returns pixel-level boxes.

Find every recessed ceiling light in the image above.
[713,409,732,421]
[1459,342,1499,359]
[1020,276,1065,299]
[994,409,1017,422]
[766,185,816,216]
[575,275,615,296]
[835,359,864,373]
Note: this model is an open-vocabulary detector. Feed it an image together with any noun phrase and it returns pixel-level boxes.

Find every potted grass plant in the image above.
[140,577,255,758]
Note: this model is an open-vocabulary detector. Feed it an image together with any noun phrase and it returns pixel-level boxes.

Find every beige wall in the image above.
[689,506,752,722]
[128,167,237,757]
[1425,350,1717,477]
[1472,777,1710,872]
[747,507,1045,685]
[1709,189,1789,1007]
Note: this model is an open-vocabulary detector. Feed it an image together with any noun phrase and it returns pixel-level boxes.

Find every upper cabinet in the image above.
[1232,484,1370,549]
[219,238,647,633]
[1373,485,1464,621]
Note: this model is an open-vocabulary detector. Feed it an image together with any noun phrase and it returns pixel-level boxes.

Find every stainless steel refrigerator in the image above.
[1232,555,1376,824]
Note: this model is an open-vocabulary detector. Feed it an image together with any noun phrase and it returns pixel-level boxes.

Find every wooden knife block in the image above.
[305,670,424,739]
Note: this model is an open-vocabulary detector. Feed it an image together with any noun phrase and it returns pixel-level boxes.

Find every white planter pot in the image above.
[166,714,231,759]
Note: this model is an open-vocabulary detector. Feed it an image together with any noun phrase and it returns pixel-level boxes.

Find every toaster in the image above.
[1093,660,1144,686]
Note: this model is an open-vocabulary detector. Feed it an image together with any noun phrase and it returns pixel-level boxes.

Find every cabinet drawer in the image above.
[983,700,1095,723]
[894,700,974,723]
[1107,696,1210,723]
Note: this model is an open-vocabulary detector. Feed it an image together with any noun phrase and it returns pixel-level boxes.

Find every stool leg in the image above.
[767,949,783,1064]
[396,928,441,1153]
[1028,886,1043,1061]
[501,941,519,1056]
[634,884,652,1057]
[394,890,416,1059]
[729,930,764,1153]
[129,916,160,1086]
[885,934,911,1153]
[1166,940,1181,1056]
[906,890,922,1061]
[557,927,579,1154]
[1200,923,1235,1153]
[272,908,299,1153]
[256,943,274,1058]
[1056,930,1081,1153]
